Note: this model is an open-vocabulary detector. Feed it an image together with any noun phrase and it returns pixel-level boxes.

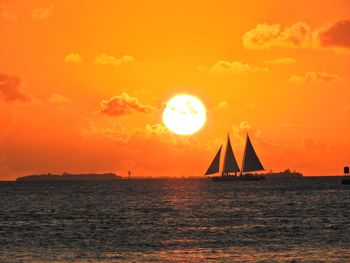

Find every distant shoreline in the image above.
[15,173,122,182]
[0,175,346,182]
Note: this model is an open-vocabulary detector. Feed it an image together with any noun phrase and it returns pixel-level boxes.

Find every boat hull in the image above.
[211,174,265,182]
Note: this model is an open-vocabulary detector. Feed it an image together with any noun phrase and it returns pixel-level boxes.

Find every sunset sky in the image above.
[1,0,350,180]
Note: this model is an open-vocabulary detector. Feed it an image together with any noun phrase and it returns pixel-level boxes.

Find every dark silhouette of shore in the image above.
[264,169,303,179]
[16,172,122,181]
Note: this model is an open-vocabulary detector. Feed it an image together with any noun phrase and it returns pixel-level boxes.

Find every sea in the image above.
[0,177,350,262]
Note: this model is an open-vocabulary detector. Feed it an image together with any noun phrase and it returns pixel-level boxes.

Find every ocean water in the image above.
[0,177,350,262]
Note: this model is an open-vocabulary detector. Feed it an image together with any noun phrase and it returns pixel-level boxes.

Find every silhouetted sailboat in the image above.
[205,133,265,181]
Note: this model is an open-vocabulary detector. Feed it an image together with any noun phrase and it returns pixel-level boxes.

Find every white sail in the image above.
[205,145,222,175]
[222,134,240,174]
[241,134,264,173]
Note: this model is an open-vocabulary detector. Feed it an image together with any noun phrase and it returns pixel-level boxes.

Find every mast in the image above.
[222,134,240,175]
[241,134,264,173]
[205,145,222,175]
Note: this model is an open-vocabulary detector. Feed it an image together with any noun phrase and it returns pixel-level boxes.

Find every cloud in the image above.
[82,122,131,142]
[243,22,313,50]
[80,120,195,152]
[214,100,229,111]
[243,20,350,51]
[231,121,252,143]
[231,121,262,143]
[64,53,83,63]
[140,123,198,146]
[48,94,70,104]
[82,120,190,146]
[0,4,17,21]
[95,54,135,66]
[288,72,344,84]
[265,57,296,65]
[0,73,30,103]
[317,20,350,49]
[204,60,269,74]
[232,120,252,136]
[100,92,155,116]
[144,123,169,136]
[32,6,53,20]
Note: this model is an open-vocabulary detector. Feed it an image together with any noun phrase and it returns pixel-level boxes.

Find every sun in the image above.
[162,94,206,135]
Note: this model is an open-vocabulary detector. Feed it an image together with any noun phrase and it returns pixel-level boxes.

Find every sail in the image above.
[205,145,222,175]
[222,135,240,173]
[241,134,264,173]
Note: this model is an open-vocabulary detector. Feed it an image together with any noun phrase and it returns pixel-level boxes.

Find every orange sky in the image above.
[1,0,350,180]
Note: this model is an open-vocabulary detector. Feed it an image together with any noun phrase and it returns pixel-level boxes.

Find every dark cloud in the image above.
[243,20,350,51]
[0,73,30,102]
[318,20,350,48]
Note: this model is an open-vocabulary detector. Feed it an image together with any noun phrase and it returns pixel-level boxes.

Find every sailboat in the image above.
[205,133,265,181]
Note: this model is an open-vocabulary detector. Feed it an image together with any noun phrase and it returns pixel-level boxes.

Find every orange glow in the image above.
[0,0,350,180]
